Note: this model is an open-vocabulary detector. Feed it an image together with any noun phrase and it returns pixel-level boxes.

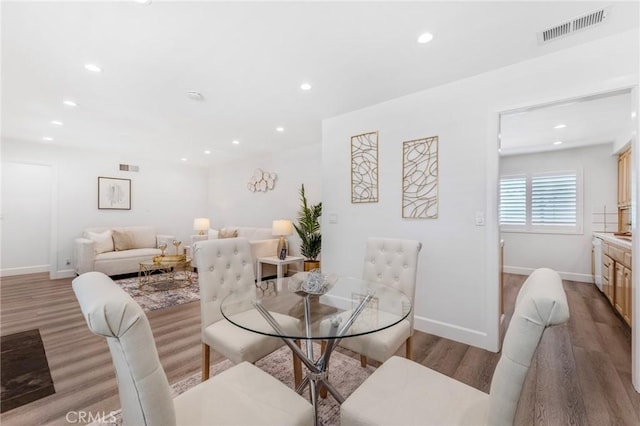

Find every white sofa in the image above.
[191,226,280,279]
[73,226,174,276]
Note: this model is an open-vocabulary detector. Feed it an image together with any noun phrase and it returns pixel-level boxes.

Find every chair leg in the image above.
[320,341,328,398]
[293,340,302,388]
[360,355,367,367]
[202,343,210,382]
[405,335,413,360]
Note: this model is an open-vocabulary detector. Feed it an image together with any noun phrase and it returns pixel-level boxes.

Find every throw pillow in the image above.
[86,230,114,254]
[218,228,238,239]
[112,230,134,251]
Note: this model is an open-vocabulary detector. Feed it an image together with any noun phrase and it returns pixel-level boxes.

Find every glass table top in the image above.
[220,274,411,340]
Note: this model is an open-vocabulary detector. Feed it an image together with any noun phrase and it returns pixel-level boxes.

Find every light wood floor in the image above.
[1,272,638,425]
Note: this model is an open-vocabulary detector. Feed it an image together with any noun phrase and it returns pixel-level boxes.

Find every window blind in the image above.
[531,173,577,226]
[499,170,580,233]
[499,176,526,226]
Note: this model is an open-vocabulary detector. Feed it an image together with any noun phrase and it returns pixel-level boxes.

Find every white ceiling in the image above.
[2,1,638,167]
[500,90,634,156]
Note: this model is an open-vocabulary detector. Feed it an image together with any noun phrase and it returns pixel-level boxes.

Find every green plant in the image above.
[293,184,322,261]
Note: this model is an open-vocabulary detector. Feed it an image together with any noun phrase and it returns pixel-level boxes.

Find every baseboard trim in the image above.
[413,316,492,351]
[504,266,594,284]
[321,294,494,351]
[0,265,49,277]
[51,269,76,280]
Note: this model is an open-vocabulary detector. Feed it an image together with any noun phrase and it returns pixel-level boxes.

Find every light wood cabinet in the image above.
[602,239,632,326]
[615,262,625,316]
[602,254,614,304]
[618,148,631,208]
[624,267,632,325]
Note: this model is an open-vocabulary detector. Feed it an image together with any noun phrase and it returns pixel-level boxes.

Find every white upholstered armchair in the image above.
[194,237,300,381]
[72,272,312,426]
[338,238,422,366]
[340,267,570,426]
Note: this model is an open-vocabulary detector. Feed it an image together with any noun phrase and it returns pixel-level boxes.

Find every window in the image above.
[499,170,581,233]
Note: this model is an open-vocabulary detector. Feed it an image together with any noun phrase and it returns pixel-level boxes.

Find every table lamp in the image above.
[193,218,210,235]
[272,219,293,260]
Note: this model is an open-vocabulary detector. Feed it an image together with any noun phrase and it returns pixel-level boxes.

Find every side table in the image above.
[257,256,305,290]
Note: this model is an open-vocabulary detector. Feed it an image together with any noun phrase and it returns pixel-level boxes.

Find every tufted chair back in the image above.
[72,272,176,426]
[487,267,569,425]
[194,238,256,337]
[362,238,422,330]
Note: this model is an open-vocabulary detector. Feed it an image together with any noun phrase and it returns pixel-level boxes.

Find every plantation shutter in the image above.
[499,176,526,226]
[531,172,577,226]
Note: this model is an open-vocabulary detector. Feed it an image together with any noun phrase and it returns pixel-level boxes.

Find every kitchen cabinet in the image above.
[602,239,632,326]
[602,253,614,304]
[624,267,632,325]
[618,148,631,208]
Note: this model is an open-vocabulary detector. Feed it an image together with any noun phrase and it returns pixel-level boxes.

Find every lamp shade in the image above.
[193,218,210,232]
[272,219,293,236]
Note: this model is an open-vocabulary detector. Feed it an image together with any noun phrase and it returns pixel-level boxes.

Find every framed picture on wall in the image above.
[98,177,131,210]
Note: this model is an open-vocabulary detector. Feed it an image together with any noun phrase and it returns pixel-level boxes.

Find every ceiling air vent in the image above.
[538,6,610,44]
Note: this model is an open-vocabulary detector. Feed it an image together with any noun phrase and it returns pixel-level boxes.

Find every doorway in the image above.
[1,162,53,276]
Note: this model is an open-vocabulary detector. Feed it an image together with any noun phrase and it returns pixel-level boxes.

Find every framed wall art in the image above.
[402,136,438,219]
[351,131,379,203]
[98,177,131,210]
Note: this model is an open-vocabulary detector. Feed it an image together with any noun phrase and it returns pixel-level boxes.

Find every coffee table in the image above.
[221,274,411,426]
[138,255,193,290]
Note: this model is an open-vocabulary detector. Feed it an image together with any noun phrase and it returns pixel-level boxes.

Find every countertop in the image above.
[593,232,632,249]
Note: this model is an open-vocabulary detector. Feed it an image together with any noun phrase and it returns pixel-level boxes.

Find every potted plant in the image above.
[293,184,322,271]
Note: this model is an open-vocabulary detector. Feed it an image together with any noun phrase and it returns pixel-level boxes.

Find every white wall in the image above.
[322,29,639,351]
[207,143,322,256]
[500,144,618,282]
[1,139,208,278]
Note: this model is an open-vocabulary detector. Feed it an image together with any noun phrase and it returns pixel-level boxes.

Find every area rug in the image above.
[1,329,55,413]
[95,344,375,426]
[113,272,199,311]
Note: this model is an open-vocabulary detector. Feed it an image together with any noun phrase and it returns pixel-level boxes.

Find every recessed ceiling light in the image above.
[133,0,152,4]
[42,136,53,141]
[632,111,637,119]
[417,33,434,44]
[553,141,563,145]
[84,63,102,73]
[232,140,240,145]
[51,120,63,126]
[300,82,312,91]
[276,127,284,132]
[181,157,188,162]
[553,124,567,129]
[63,100,77,107]
[204,150,211,155]
[187,91,203,100]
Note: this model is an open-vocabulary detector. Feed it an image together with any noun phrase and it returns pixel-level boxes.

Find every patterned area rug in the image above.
[96,344,375,426]
[113,272,199,311]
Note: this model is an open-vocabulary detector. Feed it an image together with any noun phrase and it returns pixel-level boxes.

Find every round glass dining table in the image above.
[220,274,411,426]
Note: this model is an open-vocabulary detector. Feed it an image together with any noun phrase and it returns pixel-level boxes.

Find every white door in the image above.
[1,162,52,276]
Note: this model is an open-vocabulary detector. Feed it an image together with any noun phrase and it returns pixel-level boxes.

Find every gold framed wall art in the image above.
[402,136,438,219]
[350,131,379,203]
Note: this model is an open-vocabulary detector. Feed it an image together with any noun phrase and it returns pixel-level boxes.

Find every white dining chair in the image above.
[72,271,313,426]
[338,238,422,366]
[194,237,301,381]
[340,267,570,426]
